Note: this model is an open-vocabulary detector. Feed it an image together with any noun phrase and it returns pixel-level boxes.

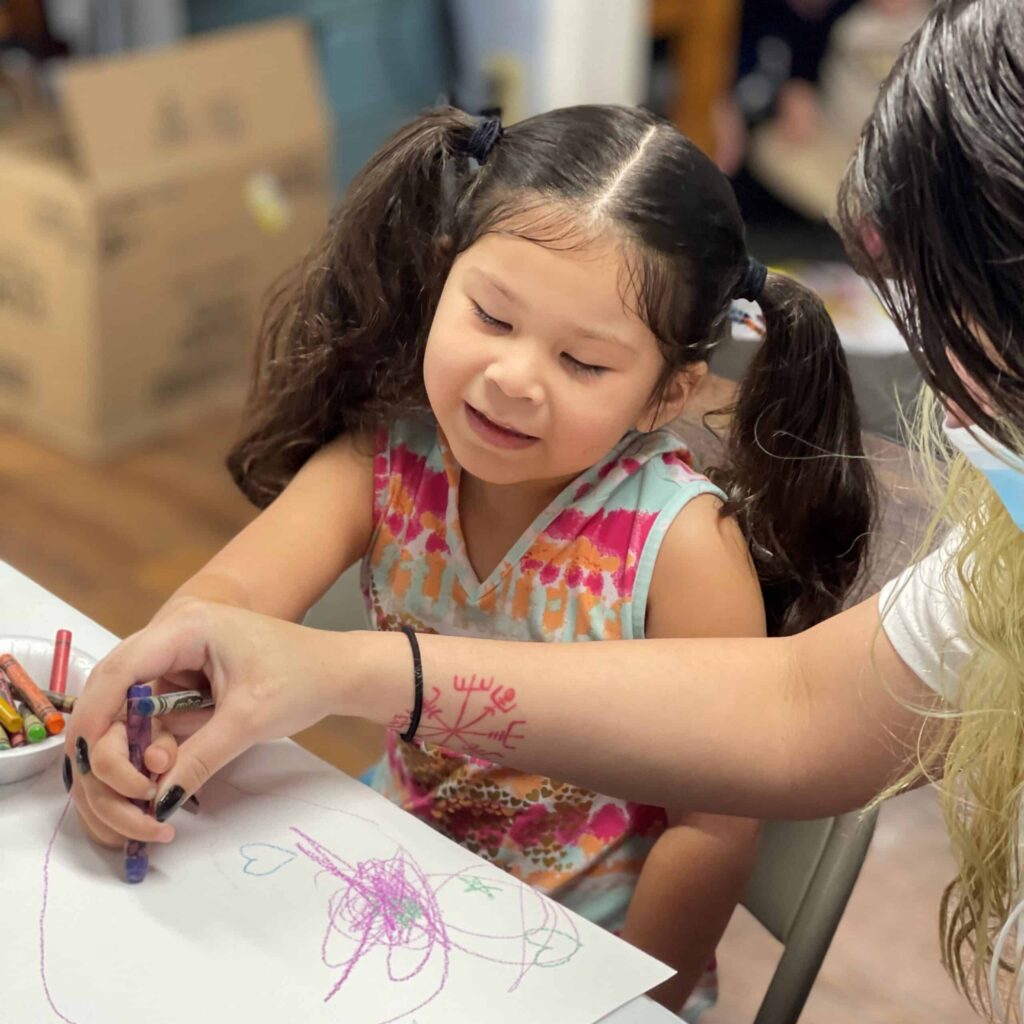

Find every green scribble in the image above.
[524,927,583,968]
[393,897,423,926]
[461,875,502,899]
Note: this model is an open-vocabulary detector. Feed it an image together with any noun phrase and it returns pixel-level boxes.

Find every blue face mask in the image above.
[944,422,1024,530]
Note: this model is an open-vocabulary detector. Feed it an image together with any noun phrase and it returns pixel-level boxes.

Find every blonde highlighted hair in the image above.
[876,391,1024,1018]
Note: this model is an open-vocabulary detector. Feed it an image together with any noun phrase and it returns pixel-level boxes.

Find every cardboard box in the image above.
[0,19,332,458]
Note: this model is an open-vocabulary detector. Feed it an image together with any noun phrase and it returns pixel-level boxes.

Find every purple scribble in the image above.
[39,796,79,1024]
[287,826,583,1022]
[292,828,450,1021]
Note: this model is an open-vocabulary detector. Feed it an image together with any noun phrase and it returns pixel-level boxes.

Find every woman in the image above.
[68,0,1024,1015]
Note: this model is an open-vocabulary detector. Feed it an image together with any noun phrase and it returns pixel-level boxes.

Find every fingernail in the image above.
[74,736,91,776]
[62,754,72,793]
[182,794,200,815]
[155,785,186,823]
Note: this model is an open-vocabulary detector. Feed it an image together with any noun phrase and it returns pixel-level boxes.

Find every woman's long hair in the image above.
[839,1,1024,1015]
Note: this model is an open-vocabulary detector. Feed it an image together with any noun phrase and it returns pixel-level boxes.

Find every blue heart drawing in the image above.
[239,843,297,877]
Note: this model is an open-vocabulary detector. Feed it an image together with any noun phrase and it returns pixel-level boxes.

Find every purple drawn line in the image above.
[291,828,451,1024]
[284,825,583,1019]
[39,796,79,1024]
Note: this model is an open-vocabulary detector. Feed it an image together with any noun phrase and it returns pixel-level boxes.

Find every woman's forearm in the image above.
[336,597,937,819]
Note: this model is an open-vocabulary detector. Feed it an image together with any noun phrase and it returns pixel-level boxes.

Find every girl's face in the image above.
[423,229,700,489]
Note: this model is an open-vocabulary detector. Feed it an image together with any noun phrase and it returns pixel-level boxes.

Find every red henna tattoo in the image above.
[386,673,526,759]
[387,711,412,733]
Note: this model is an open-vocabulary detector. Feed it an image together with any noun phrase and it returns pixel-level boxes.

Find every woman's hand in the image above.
[65,600,346,840]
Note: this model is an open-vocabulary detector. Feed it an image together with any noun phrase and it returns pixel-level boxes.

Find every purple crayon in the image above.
[124,683,152,884]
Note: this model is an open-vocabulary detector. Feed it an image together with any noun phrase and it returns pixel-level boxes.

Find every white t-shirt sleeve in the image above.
[878,537,973,703]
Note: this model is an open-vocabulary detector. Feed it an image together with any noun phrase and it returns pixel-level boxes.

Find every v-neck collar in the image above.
[437,430,642,599]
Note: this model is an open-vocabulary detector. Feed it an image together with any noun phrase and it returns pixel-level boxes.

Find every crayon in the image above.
[0,696,23,734]
[0,666,16,708]
[44,690,76,713]
[0,653,64,735]
[0,669,25,745]
[17,702,47,744]
[0,725,9,752]
[49,629,72,695]
[124,683,152,884]
[127,690,213,717]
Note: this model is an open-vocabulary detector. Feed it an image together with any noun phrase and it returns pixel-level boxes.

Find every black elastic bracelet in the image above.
[398,626,423,743]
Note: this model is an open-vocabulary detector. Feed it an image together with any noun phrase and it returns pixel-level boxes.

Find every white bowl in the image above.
[0,635,98,785]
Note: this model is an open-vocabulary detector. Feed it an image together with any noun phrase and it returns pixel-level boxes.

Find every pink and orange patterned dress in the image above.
[362,417,724,931]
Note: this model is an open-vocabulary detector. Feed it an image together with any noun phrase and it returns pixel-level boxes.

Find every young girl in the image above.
[75,105,873,1014]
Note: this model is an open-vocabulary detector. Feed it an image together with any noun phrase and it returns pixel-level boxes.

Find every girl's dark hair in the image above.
[229,104,874,636]
[838,0,1024,444]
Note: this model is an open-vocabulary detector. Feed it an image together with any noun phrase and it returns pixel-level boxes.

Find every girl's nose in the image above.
[483,349,544,405]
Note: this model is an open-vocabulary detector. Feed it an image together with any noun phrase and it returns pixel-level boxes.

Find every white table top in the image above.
[0,560,677,1024]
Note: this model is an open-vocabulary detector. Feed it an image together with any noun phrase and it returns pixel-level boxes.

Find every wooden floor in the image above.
[0,402,974,1022]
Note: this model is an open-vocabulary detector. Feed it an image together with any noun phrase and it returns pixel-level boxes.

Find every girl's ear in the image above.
[638,362,708,432]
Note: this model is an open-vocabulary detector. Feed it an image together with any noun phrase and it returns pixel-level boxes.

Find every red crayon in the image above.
[0,653,64,735]
[49,629,72,695]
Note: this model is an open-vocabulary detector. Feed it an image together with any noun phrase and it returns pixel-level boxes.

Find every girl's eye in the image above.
[472,302,511,331]
[562,353,608,377]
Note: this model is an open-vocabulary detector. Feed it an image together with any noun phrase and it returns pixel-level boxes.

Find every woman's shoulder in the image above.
[878,533,971,702]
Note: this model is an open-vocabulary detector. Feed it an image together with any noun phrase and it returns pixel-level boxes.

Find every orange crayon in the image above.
[0,654,64,735]
[49,629,72,695]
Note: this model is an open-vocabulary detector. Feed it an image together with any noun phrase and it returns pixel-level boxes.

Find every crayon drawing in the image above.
[8,742,669,1024]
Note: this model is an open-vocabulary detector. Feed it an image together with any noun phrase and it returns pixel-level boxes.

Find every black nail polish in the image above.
[74,736,91,776]
[62,754,72,793]
[155,785,186,823]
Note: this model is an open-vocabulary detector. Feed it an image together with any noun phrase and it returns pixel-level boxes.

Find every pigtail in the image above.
[709,273,876,635]
[228,107,480,508]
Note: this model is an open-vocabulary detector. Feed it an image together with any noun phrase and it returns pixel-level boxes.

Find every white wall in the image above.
[452,0,649,121]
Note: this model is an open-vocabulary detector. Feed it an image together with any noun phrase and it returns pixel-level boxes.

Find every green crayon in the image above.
[17,701,48,744]
[0,725,10,751]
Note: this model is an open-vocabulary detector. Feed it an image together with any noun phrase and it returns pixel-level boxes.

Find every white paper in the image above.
[1,741,670,1023]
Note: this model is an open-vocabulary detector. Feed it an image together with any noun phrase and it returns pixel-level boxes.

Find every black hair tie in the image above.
[466,115,503,165]
[398,626,424,744]
[735,259,768,302]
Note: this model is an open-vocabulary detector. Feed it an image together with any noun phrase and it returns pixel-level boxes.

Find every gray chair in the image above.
[741,809,879,1024]
[305,565,367,632]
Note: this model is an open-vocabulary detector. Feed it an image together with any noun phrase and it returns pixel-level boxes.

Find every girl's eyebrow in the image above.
[468,268,636,353]
[469,268,520,304]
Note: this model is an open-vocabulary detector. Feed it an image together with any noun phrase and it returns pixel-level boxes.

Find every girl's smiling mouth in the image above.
[464,403,540,449]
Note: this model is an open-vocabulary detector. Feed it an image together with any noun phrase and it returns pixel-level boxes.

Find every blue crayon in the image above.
[124,683,152,884]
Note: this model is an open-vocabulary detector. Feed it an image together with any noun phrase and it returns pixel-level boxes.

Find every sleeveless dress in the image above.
[363,417,725,932]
